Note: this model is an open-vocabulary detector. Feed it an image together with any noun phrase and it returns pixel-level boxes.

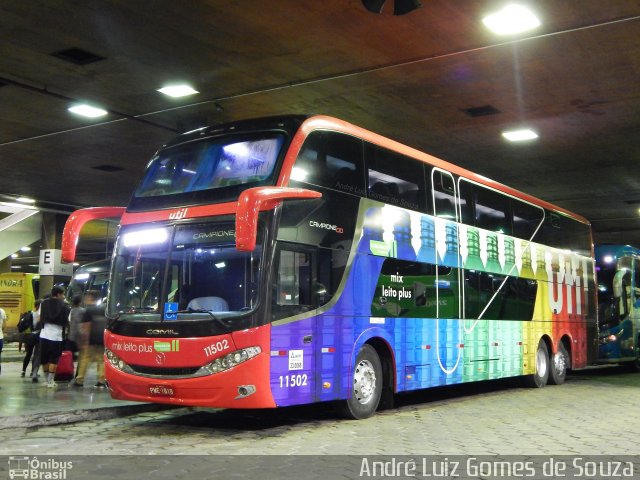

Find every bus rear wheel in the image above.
[524,339,549,388]
[339,344,382,420]
[548,342,568,385]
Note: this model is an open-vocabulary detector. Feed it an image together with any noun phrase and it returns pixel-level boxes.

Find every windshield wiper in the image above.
[107,306,155,325]
[127,306,157,313]
[175,308,229,332]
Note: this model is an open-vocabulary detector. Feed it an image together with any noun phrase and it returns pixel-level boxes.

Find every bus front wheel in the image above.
[548,342,568,385]
[525,339,549,388]
[339,344,382,419]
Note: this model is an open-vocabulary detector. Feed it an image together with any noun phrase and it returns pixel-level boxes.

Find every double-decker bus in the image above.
[62,115,597,419]
[595,245,640,370]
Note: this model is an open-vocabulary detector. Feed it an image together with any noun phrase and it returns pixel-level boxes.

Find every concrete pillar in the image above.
[38,212,70,298]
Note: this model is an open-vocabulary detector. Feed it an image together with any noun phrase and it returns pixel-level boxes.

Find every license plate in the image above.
[149,385,175,397]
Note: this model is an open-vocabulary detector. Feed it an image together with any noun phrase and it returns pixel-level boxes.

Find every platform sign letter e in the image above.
[39,249,55,275]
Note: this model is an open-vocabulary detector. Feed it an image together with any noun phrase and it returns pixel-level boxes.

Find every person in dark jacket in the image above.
[39,286,70,387]
[20,299,41,377]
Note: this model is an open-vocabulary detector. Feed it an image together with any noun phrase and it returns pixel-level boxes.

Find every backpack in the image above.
[18,311,33,333]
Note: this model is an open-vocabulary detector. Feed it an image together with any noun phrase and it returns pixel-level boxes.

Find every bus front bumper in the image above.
[105,352,276,409]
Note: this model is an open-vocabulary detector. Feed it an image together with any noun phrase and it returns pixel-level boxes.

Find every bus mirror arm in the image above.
[236,187,322,252]
[62,206,126,263]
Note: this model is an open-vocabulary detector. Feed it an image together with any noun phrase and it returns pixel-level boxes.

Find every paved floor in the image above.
[0,343,168,428]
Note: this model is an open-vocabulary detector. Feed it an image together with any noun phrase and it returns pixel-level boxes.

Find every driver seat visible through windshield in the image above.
[187,296,229,312]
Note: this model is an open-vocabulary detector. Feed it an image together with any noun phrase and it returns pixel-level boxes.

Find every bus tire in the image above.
[339,344,382,419]
[548,342,568,385]
[524,339,549,388]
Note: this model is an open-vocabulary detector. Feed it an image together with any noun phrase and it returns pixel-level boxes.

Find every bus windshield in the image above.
[134,134,284,198]
[107,223,262,320]
[66,261,110,304]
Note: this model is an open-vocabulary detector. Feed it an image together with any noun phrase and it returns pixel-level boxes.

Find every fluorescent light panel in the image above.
[68,104,108,118]
[16,197,36,204]
[482,4,541,35]
[157,85,199,98]
[502,129,538,141]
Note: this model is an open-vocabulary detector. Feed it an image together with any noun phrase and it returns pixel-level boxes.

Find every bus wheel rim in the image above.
[353,359,376,404]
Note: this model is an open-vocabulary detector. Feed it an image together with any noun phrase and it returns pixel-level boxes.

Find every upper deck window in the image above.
[366,144,424,211]
[134,134,285,199]
[292,131,365,194]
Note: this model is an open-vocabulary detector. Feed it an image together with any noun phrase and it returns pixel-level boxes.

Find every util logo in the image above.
[169,208,188,220]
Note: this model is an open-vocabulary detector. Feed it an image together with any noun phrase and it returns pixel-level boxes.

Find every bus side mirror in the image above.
[62,207,125,263]
[236,187,322,252]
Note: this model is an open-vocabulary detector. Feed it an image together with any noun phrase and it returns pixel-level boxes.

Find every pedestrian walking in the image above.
[38,286,70,387]
[20,300,41,377]
[67,295,84,360]
[73,290,107,388]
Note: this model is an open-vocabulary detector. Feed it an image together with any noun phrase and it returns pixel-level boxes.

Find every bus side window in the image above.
[293,131,365,194]
[465,272,536,320]
[272,249,313,320]
[458,179,474,225]
[473,185,512,236]
[512,199,544,241]
[432,170,456,220]
[365,143,424,211]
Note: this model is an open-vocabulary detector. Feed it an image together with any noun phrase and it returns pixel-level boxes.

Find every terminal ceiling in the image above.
[1,0,640,262]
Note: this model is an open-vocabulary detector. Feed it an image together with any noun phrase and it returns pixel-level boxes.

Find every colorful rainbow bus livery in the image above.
[62,115,597,418]
[269,201,594,407]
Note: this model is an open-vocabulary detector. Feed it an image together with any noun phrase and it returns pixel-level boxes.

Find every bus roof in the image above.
[292,115,590,226]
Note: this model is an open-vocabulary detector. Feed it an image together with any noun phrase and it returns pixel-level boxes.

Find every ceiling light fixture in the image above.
[482,4,541,35]
[502,129,538,142]
[68,104,108,118]
[16,197,36,204]
[157,85,199,98]
[20,246,31,252]
[362,0,422,15]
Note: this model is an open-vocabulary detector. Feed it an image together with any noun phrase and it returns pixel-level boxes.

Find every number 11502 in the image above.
[279,374,308,388]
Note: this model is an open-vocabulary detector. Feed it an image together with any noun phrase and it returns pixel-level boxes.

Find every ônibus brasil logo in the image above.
[8,457,73,479]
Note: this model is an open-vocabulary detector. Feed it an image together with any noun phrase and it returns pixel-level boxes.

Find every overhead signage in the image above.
[39,249,73,276]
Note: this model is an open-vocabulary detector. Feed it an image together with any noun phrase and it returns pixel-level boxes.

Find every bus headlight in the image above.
[201,347,261,375]
[105,348,135,374]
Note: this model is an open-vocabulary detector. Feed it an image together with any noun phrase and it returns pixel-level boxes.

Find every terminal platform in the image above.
[0,343,171,429]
